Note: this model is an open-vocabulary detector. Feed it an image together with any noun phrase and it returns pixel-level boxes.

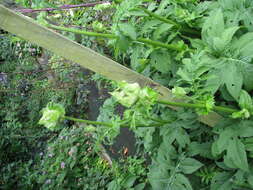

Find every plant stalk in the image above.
[139,7,179,27]
[139,7,200,36]
[64,116,112,127]
[157,100,239,114]
[46,24,184,51]
[47,24,116,38]
[137,38,183,51]
[64,116,169,128]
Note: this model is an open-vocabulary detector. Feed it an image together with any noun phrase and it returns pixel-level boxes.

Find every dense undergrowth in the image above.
[1,0,253,189]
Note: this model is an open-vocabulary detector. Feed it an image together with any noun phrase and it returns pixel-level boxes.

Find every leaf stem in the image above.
[46,24,184,51]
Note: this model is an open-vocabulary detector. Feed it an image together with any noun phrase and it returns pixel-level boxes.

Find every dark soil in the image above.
[85,73,136,159]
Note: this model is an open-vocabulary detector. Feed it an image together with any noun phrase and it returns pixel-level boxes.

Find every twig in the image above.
[15,1,111,13]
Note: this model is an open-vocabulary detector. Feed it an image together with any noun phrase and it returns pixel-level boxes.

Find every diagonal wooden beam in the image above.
[0,4,222,127]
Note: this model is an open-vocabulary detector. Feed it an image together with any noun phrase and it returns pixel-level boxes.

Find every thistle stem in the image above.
[137,38,183,51]
[139,7,200,36]
[63,116,169,128]
[64,116,112,127]
[157,100,239,114]
[213,105,239,113]
[46,24,184,51]
[47,24,116,39]
[139,7,179,27]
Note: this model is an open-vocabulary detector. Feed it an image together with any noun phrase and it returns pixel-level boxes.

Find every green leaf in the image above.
[205,71,223,94]
[202,9,224,42]
[211,172,233,190]
[175,128,190,148]
[235,120,253,137]
[232,32,253,58]
[215,128,235,154]
[211,26,239,52]
[242,63,253,91]
[107,181,121,190]
[212,37,225,52]
[122,175,137,188]
[57,172,67,183]
[148,164,170,190]
[179,158,203,174]
[150,50,171,73]
[190,39,206,50]
[243,137,253,152]
[157,143,177,164]
[161,127,177,146]
[202,9,239,53]
[153,23,173,40]
[238,90,253,111]
[141,20,161,35]
[188,142,213,159]
[247,175,253,187]
[221,27,239,46]
[223,63,243,100]
[148,144,177,189]
[225,138,249,171]
[115,34,131,53]
[224,154,238,169]
[171,173,193,190]
[177,68,192,82]
[134,183,146,190]
[118,23,137,40]
[220,85,235,101]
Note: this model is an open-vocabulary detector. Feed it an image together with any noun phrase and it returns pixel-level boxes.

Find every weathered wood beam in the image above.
[0,4,222,127]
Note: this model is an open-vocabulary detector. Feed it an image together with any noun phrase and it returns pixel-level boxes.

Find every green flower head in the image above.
[110,81,158,108]
[110,81,141,108]
[38,102,65,130]
[172,86,187,97]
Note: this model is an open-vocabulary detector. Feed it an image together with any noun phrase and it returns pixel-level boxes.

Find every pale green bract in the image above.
[110,81,140,107]
[232,90,253,119]
[232,108,250,119]
[38,103,65,130]
[110,81,158,108]
[172,86,187,97]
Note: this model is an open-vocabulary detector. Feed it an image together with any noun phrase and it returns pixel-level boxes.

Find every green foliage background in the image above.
[1,0,253,190]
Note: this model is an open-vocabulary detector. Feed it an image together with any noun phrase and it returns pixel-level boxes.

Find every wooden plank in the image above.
[0,4,222,127]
